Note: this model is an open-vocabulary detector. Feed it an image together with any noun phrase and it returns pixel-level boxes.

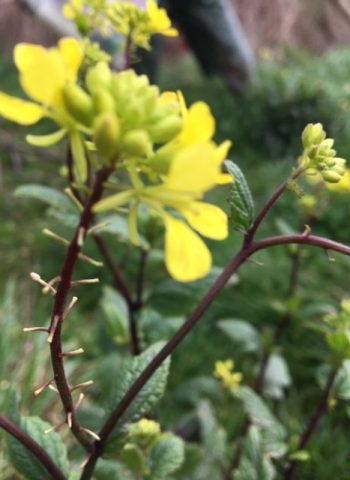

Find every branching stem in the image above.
[49,167,111,452]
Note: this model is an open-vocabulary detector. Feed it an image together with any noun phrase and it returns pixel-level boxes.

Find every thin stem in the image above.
[244,168,303,245]
[49,167,111,452]
[93,234,134,309]
[80,232,350,480]
[284,368,338,480]
[0,415,67,480]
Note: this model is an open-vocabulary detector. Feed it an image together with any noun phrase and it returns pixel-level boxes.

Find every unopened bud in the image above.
[148,115,182,143]
[302,123,326,148]
[93,113,120,160]
[322,170,342,183]
[86,62,112,93]
[62,84,94,126]
[121,130,152,157]
[93,88,116,114]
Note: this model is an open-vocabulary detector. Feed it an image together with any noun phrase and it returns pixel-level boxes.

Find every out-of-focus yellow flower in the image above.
[64,0,177,48]
[214,360,242,393]
[0,38,89,179]
[94,140,230,282]
[132,418,161,437]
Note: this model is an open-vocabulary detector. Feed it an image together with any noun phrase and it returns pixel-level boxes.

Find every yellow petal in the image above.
[164,216,211,282]
[58,38,83,82]
[165,143,219,194]
[214,140,232,166]
[181,202,228,240]
[216,173,234,184]
[179,102,215,145]
[0,92,45,125]
[14,43,46,72]
[20,50,66,104]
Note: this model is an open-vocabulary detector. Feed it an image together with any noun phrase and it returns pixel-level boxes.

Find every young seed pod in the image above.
[62,84,94,126]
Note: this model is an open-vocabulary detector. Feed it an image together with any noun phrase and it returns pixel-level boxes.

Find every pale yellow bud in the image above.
[62,84,94,126]
[93,113,120,160]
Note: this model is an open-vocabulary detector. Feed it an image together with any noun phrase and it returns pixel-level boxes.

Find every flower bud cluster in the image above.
[301,123,346,184]
[62,62,182,164]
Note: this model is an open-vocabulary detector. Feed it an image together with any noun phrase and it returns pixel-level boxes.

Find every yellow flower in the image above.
[214,360,242,393]
[0,38,90,180]
[146,0,178,38]
[62,0,84,19]
[152,92,232,184]
[94,141,230,282]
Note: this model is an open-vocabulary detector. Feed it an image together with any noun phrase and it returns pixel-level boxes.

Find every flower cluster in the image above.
[0,39,232,283]
[301,123,346,184]
[214,360,242,393]
[63,0,177,49]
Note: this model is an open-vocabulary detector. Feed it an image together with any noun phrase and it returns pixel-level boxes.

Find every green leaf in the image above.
[264,354,292,400]
[105,342,171,423]
[225,160,254,233]
[121,443,149,475]
[197,401,227,463]
[235,426,276,480]
[148,434,185,480]
[236,387,286,457]
[6,416,69,479]
[14,184,73,211]
[101,286,129,345]
[94,459,133,480]
[216,319,260,352]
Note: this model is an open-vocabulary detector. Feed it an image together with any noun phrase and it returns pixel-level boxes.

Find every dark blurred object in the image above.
[165,0,255,94]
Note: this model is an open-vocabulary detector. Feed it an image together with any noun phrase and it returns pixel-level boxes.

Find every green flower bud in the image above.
[302,123,326,148]
[93,113,120,161]
[147,115,182,143]
[62,84,94,126]
[121,130,152,157]
[86,62,112,93]
[93,88,116,114]
[149,150,171,175]
[321,170,342,183]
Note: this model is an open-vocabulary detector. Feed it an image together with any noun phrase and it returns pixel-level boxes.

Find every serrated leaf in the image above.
[217,319,260,352]
[225,160,254,233]
[101,286,129,345]
[105,342,171,424]
[6,416,69,480]
[14,184,73,211]
[148,434,185,480]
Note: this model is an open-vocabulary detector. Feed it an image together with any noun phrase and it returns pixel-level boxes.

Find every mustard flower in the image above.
[0,38,90,180]
[94,140,230,282]
[214,360,242,393]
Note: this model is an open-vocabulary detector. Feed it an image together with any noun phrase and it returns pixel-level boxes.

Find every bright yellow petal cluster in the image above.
[214,360,242,393]
[0,38,83,133]
[95,138,231,282]
[146,0,178,38]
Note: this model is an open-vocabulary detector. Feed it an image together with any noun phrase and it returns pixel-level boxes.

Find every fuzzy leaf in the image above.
[217,318,260,352]
[15,184,73,211]
[225,160,254,233]
[105,342,171,424]
[148,434,185,480]
[6,416,69,479]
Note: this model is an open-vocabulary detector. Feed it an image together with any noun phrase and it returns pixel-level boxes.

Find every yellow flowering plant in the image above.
[2,2,350,480]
